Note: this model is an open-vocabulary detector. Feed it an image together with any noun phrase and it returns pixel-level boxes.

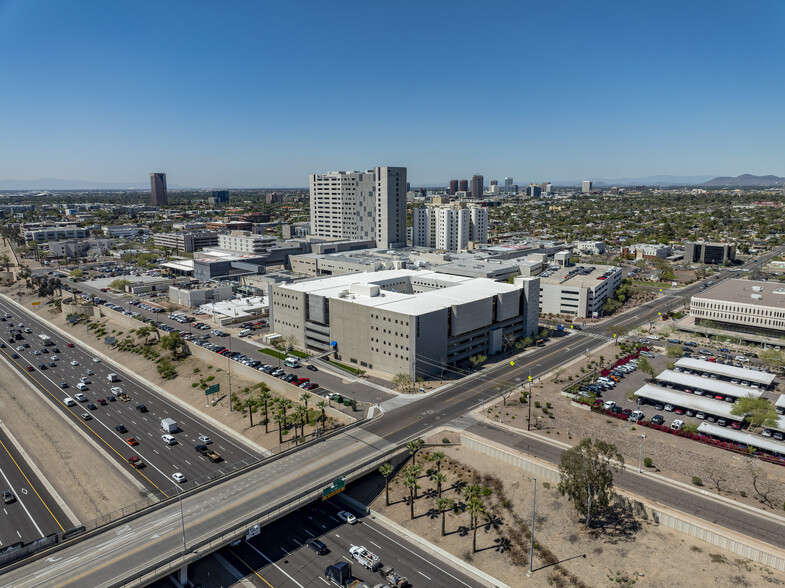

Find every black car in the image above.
[107,395,116,402]
[87,403,97,410]
[136,404,148,413]
[115,425,127,433]
[49,361,56,367]
[39,363,47,370]
[305,538,328,555]
[306,364,318,372]
[52,347,60,353]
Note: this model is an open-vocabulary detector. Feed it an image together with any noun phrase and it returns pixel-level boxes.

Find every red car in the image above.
[66,342,75,348]
[730,421,742,430]
[26,365,35,372]
[97,398,107,406]
[128,456,144,469]
[126,437,139,446]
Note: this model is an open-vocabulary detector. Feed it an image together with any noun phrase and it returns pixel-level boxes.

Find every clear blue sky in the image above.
[1,0,783,188]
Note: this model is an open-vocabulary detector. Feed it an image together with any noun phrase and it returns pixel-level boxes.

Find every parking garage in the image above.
[697,423,785,456]
[635,384,743,422]
[655,370,763,400]
[674,358,776,388]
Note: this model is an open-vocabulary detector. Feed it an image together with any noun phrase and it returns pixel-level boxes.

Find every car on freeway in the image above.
[59,381,69,389]
[2,490,15,504]
[92,357,101,363]
[162,434,176,445]
[115,425,128,434]
[97,398,107,406]
[87,403,97,410]
[15,346,23,352]
[128,456,144,469]
[26,365,34,372]
[81,413,92,421]
[86,369,94,376]
[136,404,148,413]
[50,355,58,361]
[74,392,87,402]
[126,437,138,446]
[305,538,329,555]
[70,360,79,366]
[67,342,74,348]
[198,435,212,445]
[172,473,186,484]
[336,510,357,524]
[38,363,47,370]
[10,353,18,359]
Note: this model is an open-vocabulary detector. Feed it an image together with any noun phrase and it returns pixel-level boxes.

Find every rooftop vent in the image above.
[751,294,762,300]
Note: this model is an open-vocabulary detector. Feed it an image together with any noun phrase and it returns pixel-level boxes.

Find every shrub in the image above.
[442,437,450,444]
[643,457,653,468]
[692,476,703,487]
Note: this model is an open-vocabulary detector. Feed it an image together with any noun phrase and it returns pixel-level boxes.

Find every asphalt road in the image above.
[0,297,260,500]
[0,427,70,548]
[147,497,482,588]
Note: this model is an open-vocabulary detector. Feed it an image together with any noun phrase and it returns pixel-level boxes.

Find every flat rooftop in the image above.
[693,279,785,309]
[277,269,520,315]
[698,423,785,455]
[540,264,619,287]
[635,384,742,420]
[655,370,763,398]
[674,358,776,386]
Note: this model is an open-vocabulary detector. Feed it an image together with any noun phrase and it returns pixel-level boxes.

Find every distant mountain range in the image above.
[700,174,785,188]
[0,178,151,191]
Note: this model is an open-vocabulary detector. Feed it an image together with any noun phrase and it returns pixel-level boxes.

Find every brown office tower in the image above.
[471,174,484,199]
[150,173,168,206]
[449,180,458,195]
[459,179,468,192]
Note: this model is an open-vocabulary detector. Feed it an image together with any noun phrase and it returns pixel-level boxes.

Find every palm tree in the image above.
[294,404,308,437]
[274,410,286,444]
[316,400,328,430]
[278,398,293,426]
[428,450,445,474]
[379,463,394,506]
[403,474,419,520]
[430,471,447,498]
[436,497,453,537]
[404,464,421,498]
[259,389,273,433]
[299,391,312,412]
[466,495,485,553]
[245,398,255,427]
[406,439,423,466]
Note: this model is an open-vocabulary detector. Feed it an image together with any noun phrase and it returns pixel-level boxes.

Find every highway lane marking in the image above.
[243,539,304,587]
[0,348,169,498]
[0,422,64,534]
[223,549,273,587]
[417,571,432,580]
[369,540,381,549]
[304,529,315,537]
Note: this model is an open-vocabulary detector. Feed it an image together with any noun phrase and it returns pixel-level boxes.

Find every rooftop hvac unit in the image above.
[751,294,762,300]
[752,286,763,292]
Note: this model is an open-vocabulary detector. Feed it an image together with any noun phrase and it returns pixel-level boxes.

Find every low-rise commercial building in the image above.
[153,231,219,253]
[684,241,736,265]
[539,264,622,318]
[621,243,672,260]
[690,279,785,339]
[217,232,277,254]
[24,224,89,243]
[102,225,142,238]
[271,269,540,379]
[168,282,233,307]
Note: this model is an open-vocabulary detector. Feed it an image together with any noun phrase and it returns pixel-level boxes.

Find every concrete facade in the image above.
[411,205,488,250]
[685,241,736,265]
[153,232,219,253]
[539,265,622,318]
[271,269,540,378]
[691,279,785,339]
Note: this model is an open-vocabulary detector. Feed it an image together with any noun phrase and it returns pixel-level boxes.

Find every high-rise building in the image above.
[459,179,468,192]
[411,204,488,250]
[581,180,593,193]
[309,166,407,249]
[150,173,167,206]
[210,190,229,203]
[504,177,513,193]
[526,184,542,197]
[541,182,552,195]
[266,192,283,204]
[471,174,484,199]
[489,179,498,188]
[449,180,458,195]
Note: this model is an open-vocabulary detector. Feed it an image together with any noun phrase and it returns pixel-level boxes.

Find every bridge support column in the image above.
[177,564,188,586]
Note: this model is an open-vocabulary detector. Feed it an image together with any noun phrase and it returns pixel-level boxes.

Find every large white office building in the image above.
[271,269,539,379]
[309,167,407,249]
[691,279,785,339]
[217,232,277,254]
[411,205,488,251]
[539,264,622,318]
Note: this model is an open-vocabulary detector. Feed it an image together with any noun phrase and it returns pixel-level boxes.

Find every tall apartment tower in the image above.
[448,180,458,195]
[581,180,593,193]
[459,179,468,192]
[309,166,407,249]
[504,177,513,193]
[471,174,484,199]
[411,205,488,250]
[150,173,167,206]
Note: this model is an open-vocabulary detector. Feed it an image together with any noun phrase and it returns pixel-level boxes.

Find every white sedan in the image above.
[172,473,186,484]
[70,360,79,366]
[92,357,101,363]
[336,510,357,524]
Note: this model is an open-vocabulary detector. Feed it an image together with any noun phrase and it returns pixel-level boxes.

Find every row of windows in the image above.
[693,301,785,317]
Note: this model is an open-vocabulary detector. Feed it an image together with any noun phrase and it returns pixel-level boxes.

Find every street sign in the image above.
[206,384,220,395]
[509,361,514,366]
[322,476,345,500]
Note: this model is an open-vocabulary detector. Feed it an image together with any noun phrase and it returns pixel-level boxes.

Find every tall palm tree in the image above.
[404,464,421,498]
[316,400,328,430]
[403,474,419,520]
[259,389,273,434]
[294,404,308,438]
[378,463,393,506]
[436,497,453,537]
[245,398,255,427]
[274,410,286,444]
[299,391,312,412]
[466,495,485,553]
[406,439,423,466]
[428,450,445,474]
[430,471,447,498]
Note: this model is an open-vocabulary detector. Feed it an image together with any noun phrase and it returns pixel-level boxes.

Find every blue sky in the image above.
[0,0,783,187]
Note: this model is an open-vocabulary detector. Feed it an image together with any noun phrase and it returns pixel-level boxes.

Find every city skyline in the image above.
[0,1,783,187]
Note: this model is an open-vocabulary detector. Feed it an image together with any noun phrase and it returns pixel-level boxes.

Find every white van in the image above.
[76,382,88,391]
[161,434,176,445]
[238,329,252,337]
[284,357,300,368]
[107,373,119,382]
[670,419,684,431]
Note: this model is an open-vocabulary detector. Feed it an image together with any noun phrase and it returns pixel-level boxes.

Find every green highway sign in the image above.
[322,476,346,500]
[205,384,220,396]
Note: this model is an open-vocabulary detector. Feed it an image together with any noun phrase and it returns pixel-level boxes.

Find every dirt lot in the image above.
[481,341,785,515]
[372,437,785,587]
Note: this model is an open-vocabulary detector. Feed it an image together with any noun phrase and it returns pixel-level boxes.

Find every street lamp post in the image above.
[527,369,532,431]
[227,337,233,412]
[529,477,536,574]
[638,434,646,473]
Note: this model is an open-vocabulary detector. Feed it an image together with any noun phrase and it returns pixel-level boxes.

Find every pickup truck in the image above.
[195,444,221,462]
[117,392,131,402]
[380,564,410,588]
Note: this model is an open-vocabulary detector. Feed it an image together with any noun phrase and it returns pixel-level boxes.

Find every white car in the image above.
[80,377,90,383]
[172,473,186,483]
[603,400,616,410]
[198,435,212,445]
[74,393,87,402]
[162,434,176,445]
[70,360,79,366]
[629,411,644,423]
[336,510,357,524]
[111,387,123,395]
[86,369,94,376]
[92,357,101,363]
[648,335,660,340]
[663,404,675,412]
[64,397,76,407]
[696,412,706,420]
[50,355,58,361]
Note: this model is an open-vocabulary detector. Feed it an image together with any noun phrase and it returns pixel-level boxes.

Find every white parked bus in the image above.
[284,357,300,368]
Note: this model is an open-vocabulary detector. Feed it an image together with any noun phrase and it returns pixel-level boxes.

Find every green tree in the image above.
[404,464,422,498]
[465,494,486,553]
[469,354,487,370]
[259,388,273,433]
[316,399,328,430]
[274,410,286,444]
[636,356,656,379]
[0,254,10,270]
[299,391,312,412]
[294,404,308,437]
[245,398,255,427]
[379,462,394,506]
[558,438,624,527]
[160,331,186,359]
[70,268,84,278]
[109,278,131,291]
[430,471,447,498]
[666,345,683,359]
[406,438,423,466]
[759,348,785,372]
[403,474,419,519]
[436,497,453,537]
[731,396,779,432]
[428,450,445,474]
[392,373,413,392]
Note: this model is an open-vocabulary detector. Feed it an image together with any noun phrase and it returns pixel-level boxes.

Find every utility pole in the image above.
[638,434,646,473]
[527,369,533,431]
[529,477,536,574]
